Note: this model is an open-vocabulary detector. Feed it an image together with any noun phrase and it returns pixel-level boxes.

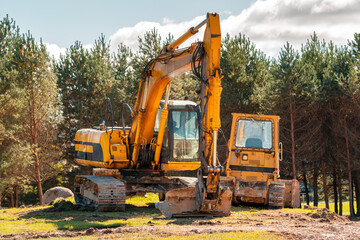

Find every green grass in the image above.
[126,193,159,206]
[0,193,193,235]
[0,193,350,238]
[315,201,357,216]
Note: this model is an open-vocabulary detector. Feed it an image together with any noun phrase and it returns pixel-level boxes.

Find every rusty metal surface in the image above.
[93,168,121,177]
[235,180,267,200]
[156,186,197,218]
[279,179,300,208]
[122,175,193,195]
[156,180,232,218]
[197,186,232,215]
[74,175,126,211]
[268,181,285,208]
[92,168,195,196]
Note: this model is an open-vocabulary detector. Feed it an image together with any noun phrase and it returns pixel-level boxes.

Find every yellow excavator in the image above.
[74,13,232,217]
[73,13,300,218]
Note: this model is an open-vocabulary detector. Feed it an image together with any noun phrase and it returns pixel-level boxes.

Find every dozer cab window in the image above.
[235,119,273,149]
[171,110,199,159]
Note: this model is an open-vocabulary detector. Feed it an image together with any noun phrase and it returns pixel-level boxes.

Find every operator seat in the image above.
[245,138,263,148]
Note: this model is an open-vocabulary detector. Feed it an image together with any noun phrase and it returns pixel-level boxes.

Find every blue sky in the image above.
[2,0,360,58]
[1,0,254,47]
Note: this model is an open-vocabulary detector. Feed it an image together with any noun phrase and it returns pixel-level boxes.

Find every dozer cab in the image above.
[226,114,300,208]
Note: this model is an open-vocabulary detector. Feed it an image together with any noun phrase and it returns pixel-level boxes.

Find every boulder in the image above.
[43,186,74,205]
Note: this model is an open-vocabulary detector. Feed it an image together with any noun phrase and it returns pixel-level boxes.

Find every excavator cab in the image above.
[154,100,201,176]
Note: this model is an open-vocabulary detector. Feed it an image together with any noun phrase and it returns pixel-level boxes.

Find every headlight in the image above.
[242,154,248,160]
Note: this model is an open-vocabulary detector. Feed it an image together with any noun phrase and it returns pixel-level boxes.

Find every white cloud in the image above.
[162,17,174,25]
[46,0,360,59]
[44,43,66,59]
[45,42,95,60]
[109,15,206,53]
[222,0,360,57]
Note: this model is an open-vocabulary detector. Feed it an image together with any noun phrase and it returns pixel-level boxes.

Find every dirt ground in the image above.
[1,206,359,240]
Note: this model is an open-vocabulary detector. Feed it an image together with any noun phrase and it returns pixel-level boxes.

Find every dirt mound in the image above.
[43,187,74,205]
[309,207,350,222]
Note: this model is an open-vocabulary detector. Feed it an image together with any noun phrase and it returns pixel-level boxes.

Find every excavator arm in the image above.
[130,13,222,168]
[129,43,202,168]
[149,13,232,217]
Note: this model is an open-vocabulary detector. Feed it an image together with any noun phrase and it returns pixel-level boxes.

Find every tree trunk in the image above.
[303,171,310,205]
[289,100,296,179]
[14,185,18,208]
[321,150,329,209]
[30,92,43,206]
[333,170,338,214]
[34,151,43,205]
[313,165,319,207]
[9,190,14,208]
[344,116,354,217]
[338,171,343,216]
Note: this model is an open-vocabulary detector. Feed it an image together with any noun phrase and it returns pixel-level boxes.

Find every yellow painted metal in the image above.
[226,114,281,176]
[130,49,197,146]
[131,109,145,168]
[111,144,127,160]
[153,83,170,169]
[225,113,282,204]
[76,159,109,168]
[76,159,129,169]
[166,18,207,52]
[75,128,130,169]
[202,14,222,164]
[153,109,168,168]
[75,143,93,153]
[161,162,201,172]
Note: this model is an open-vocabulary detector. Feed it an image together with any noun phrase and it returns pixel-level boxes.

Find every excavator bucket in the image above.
[156,181,232,218]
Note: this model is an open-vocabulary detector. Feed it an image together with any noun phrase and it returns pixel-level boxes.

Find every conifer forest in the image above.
[1,15,360,217]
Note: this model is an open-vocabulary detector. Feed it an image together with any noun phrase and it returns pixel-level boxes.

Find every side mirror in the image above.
[279,142,283,161]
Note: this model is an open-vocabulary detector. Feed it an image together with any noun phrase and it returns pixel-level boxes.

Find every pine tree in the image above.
[257,42,317,189]
[10,32,61,205]
[0,16,32,206]
[56,36,116,180]
[220,33,271,143]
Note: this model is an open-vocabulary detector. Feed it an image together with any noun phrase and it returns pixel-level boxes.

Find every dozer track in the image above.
[268,181,285,208]
[74,175,126,211]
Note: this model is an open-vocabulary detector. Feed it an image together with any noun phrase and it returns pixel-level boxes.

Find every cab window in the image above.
[171,110,199,159]
[235,119,273,149]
